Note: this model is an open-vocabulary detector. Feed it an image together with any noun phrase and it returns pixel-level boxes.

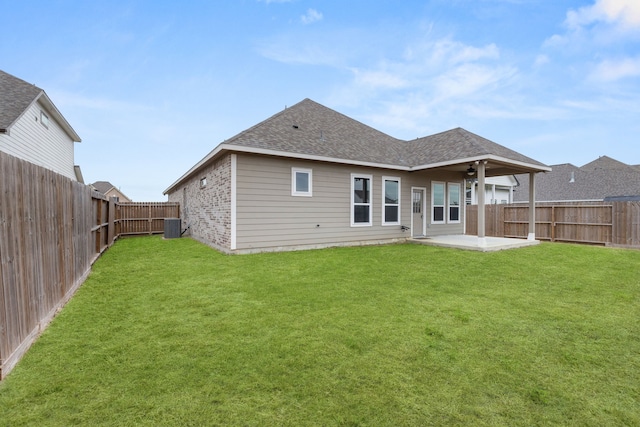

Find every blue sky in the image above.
[1,0,639,201]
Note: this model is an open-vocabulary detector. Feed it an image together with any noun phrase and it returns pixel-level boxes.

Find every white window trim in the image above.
[382,176,401,226]
[448,182,461,224]
[411,186,427,237]
[40,110,49,129]
[431,181,446,224]
[351,173,372,227]
[291,167,313,197]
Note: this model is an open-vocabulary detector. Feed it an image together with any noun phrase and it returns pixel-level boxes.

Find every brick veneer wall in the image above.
[168,154,232,252]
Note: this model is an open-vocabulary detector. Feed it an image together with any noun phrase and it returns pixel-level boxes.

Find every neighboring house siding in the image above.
[168,154,232,252]
[0,100,75,180]
[234,154,464,251]
[103,189,132,202]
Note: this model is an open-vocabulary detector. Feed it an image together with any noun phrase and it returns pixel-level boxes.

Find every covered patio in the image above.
[410,139,552,249]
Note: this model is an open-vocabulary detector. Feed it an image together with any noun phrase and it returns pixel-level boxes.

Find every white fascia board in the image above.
[223,145,411,171]
[38,92,82,142]
[163,146,551,195]
[410,154,552,173]
[163,144,410,195]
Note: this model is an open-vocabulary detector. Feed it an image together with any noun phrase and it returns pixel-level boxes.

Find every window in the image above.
[351,174,372,226]
[382,177,400,225]
[40,111,49,129]
[448,183,461,223]
[200,177,207,188]
[432,182,445,224]
[291,167,312,197]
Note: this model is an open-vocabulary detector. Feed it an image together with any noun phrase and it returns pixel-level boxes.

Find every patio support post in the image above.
[528,172,536,240]
[477,161,486,246]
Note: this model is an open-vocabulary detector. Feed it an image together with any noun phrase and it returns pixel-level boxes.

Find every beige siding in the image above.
[0,100,76,180]
[423,172,468,237]
[235,154,465,251]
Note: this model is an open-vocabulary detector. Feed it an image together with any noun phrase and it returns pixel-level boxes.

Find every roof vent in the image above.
[570,171,575,183]
[292,125,299,129]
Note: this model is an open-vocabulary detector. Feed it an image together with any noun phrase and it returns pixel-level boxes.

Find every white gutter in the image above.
[163,145,551,195]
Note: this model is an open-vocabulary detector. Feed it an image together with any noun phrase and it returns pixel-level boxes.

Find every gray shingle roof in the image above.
[580,156,631,171]
[224,99,547,169]
[407,127,546,168]
[0,69,81,141]
[514,157,640,202]
[225,98,409,166]
[165,98,550,194]
[91,181,116,194]
[0,70,43,131]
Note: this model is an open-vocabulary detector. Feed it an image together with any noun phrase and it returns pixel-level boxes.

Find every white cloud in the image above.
[432,63,517,100]
[404,38,500,66]
[533,54,549,67]
[590,56,640,81]
[545,0,640,48]
[345,38,513,104]
[323,37,523,137]
[566,0,640,30]
[301,9,323,25]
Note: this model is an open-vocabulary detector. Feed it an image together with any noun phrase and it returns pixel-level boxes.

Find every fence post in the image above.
[551,205,555,242]
[108,197,116,246]
[95,197,102,254]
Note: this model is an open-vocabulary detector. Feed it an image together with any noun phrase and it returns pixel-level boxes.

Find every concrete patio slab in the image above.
[410,235,540,252]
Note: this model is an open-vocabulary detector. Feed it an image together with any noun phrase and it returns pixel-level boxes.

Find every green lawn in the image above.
[1,237,639,426]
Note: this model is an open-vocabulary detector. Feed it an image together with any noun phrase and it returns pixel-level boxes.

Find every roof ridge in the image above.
[454,127,492,156]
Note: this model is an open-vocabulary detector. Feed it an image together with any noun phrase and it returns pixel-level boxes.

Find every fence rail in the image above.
[0,151,178,379]
[116,202,180,236]
[466,201,640,247]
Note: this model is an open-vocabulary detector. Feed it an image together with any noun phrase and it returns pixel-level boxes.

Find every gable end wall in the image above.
[168,154,232,252]
[0,100,76,180]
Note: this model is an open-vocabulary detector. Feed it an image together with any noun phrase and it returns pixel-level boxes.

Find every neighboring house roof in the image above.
[91,181,117,194]
[165,99,549,194]
[513,156,640,202]
[91,181,132,201]
[581,156,631,171]
[0,70,81,142]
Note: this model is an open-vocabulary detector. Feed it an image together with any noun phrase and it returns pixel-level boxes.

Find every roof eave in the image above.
[164,147,551,195]
[410,154,551,174]
[163,144,412,195]
[37,92,82,142]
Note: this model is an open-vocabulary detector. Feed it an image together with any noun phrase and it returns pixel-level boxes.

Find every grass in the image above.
[0,237,639,426]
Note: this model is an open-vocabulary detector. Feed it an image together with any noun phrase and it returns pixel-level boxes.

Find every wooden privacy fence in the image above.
[0,151,179,379]
[466,202,640,247]
[116,202,180,236]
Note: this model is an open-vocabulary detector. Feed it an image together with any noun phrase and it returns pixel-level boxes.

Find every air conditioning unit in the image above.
[164,218,181,239]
